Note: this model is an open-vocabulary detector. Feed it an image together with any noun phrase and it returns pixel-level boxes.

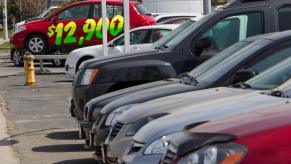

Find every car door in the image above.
[182,11,265,73]
[52,3,93,47]
[223,42,291,85]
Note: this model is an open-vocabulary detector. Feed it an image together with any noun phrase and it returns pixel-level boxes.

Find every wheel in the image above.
[52,59,65,67]
[25,34,48,54]
[11,49,24,66]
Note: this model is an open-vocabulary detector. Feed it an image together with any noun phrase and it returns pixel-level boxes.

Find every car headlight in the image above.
[177,142,247,164]
[144,133,176,155]
[105,104,139,126]
[80,69,99,85]
[14,25,26,34]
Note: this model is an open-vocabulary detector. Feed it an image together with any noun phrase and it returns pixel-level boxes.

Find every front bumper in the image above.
[79,120,94,143]
[72,83,115,120]
[106,136,132,159]
[121,153,163,164]
[11,33,25,49]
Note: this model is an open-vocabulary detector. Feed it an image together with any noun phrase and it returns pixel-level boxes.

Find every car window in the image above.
[135,4,150,15]
[243,46,291,74]
[93,4,102,18]
[278,5,291,31]
[58,4,91,20]
[246,59,291,90]
[149,29,171,43]
[107,5,123,17]
[114,29,149,45]
[200,12,263,51]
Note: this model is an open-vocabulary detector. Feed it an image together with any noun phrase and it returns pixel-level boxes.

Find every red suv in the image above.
[10,0,156,65]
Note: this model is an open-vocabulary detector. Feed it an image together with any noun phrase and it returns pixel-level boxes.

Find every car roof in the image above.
[189,102,291,138]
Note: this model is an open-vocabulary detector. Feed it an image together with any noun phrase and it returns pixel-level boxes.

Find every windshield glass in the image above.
[196,39,272,83]
[246,58,291,90]
[153,13,213,49]
[189,41,251,78]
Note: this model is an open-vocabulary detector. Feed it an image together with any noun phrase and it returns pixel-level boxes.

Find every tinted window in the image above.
[58,4,91,20]
[201,12,263,51]
[278,5,291,31]
[244,46,291,73]
[107,5,123,17]
[149,29,171,43]
[93,4,101,18]
[247,58,291,90]
[135,4,150,15]
[189,41,251,78]
[114,29,149,45]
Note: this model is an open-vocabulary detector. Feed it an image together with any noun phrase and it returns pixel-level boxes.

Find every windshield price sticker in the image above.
[47,15,124,46]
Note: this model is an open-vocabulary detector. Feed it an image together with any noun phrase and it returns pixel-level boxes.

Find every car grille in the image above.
[162,144,177,164]
[109,122,124,141]
[95,113,102,124]
[128,141,144,154]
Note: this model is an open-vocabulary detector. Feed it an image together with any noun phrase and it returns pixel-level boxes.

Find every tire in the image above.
[52,59,65,67]
[25,34,48,54]
[11,49,24,67]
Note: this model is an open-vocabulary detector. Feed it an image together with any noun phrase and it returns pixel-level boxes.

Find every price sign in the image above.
[47,15,124,46]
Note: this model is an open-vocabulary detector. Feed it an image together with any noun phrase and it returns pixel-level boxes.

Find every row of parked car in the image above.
[12,0,291,163]
[63,0,291,163]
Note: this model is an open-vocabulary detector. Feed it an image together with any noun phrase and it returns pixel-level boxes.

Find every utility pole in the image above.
[202,0,211,15]
[123,0,130,52]
[3,0,8,40]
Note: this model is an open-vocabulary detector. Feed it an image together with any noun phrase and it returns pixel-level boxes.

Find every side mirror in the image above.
[233,70,256,84]
[108,42,115,47]
[192,37,212,56]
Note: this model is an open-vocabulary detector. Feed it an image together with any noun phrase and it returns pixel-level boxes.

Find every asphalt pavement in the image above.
[0,52,96,164]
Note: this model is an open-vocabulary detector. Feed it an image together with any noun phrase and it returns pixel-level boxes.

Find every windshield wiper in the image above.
[154,44,168,50]
[179,73,199,85]
[233,82,252,89]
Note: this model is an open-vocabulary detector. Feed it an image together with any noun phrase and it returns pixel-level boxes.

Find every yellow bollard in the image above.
[24,53,36,86]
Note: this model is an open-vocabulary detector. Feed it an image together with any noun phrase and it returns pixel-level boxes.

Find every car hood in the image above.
[190,102,291,138]
[134,92,289,143]
[100,80,205,114]
[70,45,102,57]
[80,49,160,69]
[118,87,251,123]
[85,78,180,109]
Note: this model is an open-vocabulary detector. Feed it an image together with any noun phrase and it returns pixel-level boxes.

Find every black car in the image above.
[72,0,291,142]
[87,30,291,161]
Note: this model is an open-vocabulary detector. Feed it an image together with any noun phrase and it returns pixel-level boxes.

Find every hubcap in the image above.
[29,37,44,53]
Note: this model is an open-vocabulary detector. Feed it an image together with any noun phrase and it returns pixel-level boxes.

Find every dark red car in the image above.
[161,102,291,164]
[10,0,156,65]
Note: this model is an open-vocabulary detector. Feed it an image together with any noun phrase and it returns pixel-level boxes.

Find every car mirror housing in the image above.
[233,70,256,84]
[192,37,212,56]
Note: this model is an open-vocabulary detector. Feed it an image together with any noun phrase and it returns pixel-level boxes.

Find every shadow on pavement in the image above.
[54,158,97,164]
[32,144,93,152]
[46,131,79,140]
[0,139,18,146]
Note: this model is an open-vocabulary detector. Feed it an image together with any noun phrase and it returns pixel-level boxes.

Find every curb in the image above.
[0,97,19,164]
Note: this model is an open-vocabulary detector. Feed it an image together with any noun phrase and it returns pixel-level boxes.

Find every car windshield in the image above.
[188,41,251,78]
[195,39,272,83]
[153,13,213,49]
[246,58,291,90]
